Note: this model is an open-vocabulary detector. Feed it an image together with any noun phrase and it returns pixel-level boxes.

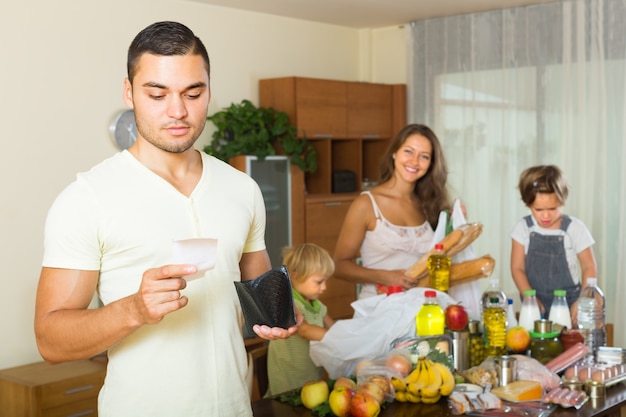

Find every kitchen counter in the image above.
[252,382,626,417]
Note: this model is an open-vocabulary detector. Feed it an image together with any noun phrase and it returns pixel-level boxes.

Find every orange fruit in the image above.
[505,326,531,352]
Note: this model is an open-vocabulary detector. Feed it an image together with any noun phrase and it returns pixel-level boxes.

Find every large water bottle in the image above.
[576,278,606,353]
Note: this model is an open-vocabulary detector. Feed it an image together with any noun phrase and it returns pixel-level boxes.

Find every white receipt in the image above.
[172,238,218,281]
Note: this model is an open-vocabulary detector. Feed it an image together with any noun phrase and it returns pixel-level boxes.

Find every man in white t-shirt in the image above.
[34,21,298,417]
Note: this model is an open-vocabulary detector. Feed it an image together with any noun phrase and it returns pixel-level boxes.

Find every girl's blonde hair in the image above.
[281,243,335,282]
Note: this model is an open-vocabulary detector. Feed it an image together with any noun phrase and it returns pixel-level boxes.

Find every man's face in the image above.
[123,53,210,153]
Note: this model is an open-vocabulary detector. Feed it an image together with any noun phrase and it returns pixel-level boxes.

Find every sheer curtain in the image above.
[408,0,626,347]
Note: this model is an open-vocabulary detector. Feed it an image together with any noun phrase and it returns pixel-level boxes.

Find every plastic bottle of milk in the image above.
[518,289,542,332]
[548,289,572,329]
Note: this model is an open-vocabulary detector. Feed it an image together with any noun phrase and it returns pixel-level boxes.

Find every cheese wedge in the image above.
[490,380,543,403]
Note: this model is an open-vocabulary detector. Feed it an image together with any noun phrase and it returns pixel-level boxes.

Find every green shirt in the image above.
[264,289,328,396]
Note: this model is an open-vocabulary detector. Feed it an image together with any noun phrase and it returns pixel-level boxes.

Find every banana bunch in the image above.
[391,358,455,403]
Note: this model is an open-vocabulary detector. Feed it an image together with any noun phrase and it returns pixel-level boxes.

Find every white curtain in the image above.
[408,0,626,347]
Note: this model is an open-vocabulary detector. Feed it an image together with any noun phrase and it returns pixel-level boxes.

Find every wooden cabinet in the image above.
[0,359,106,417]
[260,77,406,195]
[259,76,407,318]
[346,82,394,138]
[305,195,356,319]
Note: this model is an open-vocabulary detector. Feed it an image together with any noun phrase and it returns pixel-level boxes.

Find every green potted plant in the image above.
[203,99,317,173]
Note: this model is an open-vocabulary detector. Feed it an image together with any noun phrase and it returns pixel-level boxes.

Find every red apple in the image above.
[300,379,329,409]
[329,386,354,417]
[350,392,381,417]
[445,303,469,331]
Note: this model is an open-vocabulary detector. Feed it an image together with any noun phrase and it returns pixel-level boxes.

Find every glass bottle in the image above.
[483,296,507,357]
[468,320,485,367]
[506,298,518,330]
[416,290,445,336]
[428,243,450,292]
[548,289,572,329]
[518,289,542,332]
[576,278,606,353]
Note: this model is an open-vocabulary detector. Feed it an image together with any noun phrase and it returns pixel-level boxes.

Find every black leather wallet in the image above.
[234,265,297,338]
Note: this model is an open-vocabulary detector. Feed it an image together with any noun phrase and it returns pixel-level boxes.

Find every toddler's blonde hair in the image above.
[281,243,335,282]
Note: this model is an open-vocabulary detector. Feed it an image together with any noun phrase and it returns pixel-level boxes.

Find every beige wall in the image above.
[0,0,406,369]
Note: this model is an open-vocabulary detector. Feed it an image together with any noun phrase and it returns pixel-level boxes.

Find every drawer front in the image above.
[41,372,105,409]
[43,397,98,417]
[305,199,352,253]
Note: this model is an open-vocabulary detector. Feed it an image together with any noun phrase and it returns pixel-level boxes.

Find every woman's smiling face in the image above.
[393,134,432,183]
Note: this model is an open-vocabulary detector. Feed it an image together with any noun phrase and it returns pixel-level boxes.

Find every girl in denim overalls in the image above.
[510,165,597,321]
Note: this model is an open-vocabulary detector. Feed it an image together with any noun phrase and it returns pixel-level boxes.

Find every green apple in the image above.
[329,386,354,417]
[300,379,329,409]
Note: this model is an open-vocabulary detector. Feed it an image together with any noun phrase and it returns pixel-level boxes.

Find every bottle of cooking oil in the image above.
[483,296,507,356]
[428,243,451,292]
[416,290,445,336]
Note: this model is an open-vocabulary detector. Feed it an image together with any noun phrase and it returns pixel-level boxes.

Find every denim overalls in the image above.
[524,215,581,318]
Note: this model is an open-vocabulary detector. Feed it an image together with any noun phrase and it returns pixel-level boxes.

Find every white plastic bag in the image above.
[429,200,482,320]
[446,199,483,320]
[309,288,457,378]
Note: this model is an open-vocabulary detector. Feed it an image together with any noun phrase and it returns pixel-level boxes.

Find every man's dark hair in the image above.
[127,21,210,84]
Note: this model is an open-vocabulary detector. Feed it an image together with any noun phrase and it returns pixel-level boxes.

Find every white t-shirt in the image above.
[43,151,266,417]
[510,215,595,285]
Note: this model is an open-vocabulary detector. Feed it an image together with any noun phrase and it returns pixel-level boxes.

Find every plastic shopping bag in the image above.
[309,288,457,378]
[431,199,483,320]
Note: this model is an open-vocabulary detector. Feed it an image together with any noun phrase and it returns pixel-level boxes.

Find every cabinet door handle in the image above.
[324,202,342,206]
[65,384,94,395]
[313,134,333,138]
[66,410,95,417]
[362,134,381,139]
